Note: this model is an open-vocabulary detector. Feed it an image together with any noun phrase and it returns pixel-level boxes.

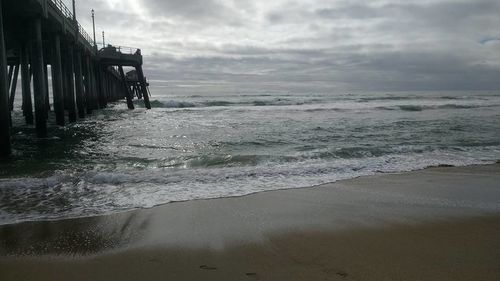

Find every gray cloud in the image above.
[71,0,500,93]
[141,0,244,26]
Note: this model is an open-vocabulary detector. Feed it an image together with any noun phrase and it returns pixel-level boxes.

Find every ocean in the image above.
[1,90,499,225]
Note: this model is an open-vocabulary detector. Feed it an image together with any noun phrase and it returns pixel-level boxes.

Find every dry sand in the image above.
[1,164,499,280]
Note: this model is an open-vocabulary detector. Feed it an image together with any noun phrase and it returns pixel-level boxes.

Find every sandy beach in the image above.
[1,164,499,280]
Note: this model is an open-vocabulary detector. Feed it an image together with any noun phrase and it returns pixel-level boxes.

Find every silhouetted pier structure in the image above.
[0,0,152,158]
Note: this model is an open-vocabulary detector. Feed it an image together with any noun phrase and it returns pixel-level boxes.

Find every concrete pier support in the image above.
[92,64,99,108]
[44,64,50,118]
[118,65,134,109]
[90,59,99,110]
[20,41,33,124]
[91,61,99,110]
[98,66,107,108]
[101,72,106,107]
[83,55,93,114]
[61,50,68,109]
[107,76,112,101]
[0,0,11,157]
[101,70,107,103]
[112,76,118,100]
[74,49,85,118]
[132,84,139,99]
[7,65,13,88]
[31,17,47,138]
[94,65,102,108]
[65,43,77,123]
[105,72,111,102]
[135,65,151,109]
[51,34,65,126]
[8,64,19,111]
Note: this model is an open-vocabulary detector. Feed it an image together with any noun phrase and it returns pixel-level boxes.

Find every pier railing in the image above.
[77,22,94,46]
[48,0,140,55]
[49,0,95,48]
[50,0,72,18]
[117,45,139,54]
[96,42,140,55]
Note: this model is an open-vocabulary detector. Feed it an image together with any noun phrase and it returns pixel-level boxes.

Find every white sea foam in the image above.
[1,91,500,224]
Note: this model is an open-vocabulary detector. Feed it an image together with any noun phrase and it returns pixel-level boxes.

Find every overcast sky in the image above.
[69,0,500,93]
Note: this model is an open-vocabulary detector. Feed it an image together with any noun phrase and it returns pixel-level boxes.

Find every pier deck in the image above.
[0,0,152,157]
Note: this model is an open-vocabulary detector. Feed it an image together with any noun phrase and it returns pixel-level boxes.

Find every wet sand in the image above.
[1,164,500,280]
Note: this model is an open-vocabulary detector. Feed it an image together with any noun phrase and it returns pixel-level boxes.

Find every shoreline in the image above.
[1,163,499,280]
[0,161,498,227]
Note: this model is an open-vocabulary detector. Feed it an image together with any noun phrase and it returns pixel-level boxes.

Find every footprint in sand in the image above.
[199,265,218,270]
[336,271,348,278]
[245,272,259,279]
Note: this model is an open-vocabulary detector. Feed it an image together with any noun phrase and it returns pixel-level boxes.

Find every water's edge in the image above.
[1,161,498,227]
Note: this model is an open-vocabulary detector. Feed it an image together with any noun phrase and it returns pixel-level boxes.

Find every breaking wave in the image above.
[141,98,321,108]
[377,104,499,112]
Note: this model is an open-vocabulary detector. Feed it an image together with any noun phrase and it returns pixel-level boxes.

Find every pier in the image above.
[0,0,152,158]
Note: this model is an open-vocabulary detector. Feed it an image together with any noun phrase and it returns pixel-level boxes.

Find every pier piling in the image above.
[0,0,11,157]
[44,64,50,118]
[0,0,153,158]
[118,65,134,109]
[74,49,85,119]
[88,59,98,110]
[51,34,65,126]
[98,67,107,108]
[7,64,13,89]
[83,55,93,114]
[65,43,77,123]
[9,64,19,111]
[135,66,151,109]
[31,17,47,138]
[20,41,33,125]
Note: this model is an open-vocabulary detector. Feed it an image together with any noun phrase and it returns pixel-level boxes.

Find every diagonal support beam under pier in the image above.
[135,65,151,109]
[118,65,134,109]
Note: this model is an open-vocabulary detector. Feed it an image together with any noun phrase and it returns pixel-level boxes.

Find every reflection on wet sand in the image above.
[0,212,150,256]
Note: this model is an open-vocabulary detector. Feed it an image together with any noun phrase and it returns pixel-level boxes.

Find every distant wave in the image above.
[358,95,484,102]
[358,96,418,102]
[137,98,500,111]
[138,99,321,108]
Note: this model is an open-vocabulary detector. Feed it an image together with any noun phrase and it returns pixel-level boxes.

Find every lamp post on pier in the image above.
[72,0,76,22]
[92,9,97,50]
[102,31,105,47]
[72,0,78,40]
